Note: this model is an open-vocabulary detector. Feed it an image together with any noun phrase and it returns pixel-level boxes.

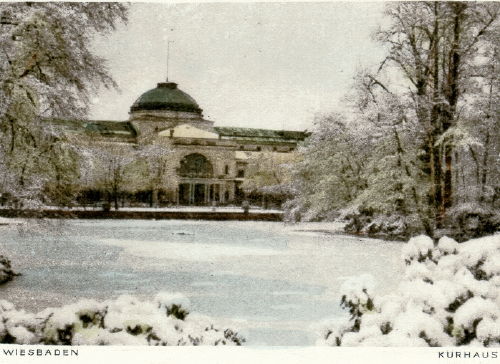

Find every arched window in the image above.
[178,153,213,178]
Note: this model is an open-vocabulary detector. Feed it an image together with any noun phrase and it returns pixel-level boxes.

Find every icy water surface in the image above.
[0,220,403,345]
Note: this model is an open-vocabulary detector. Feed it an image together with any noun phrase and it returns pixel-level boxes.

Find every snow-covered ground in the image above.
[0,217,12,225]
[0,220,403,345]
[0,217,23,225]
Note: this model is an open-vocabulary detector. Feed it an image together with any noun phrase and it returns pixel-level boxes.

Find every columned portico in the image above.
[176,152,236,205]
[177,179,228,205]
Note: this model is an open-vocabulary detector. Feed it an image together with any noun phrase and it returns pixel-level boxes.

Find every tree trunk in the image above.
[430,2,445,228]
[480,131,490,203]
[113,187,119,211]
[443,144,453,209]
[441,3,466,216]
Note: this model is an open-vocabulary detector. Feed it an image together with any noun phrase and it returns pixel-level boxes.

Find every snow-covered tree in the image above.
[87,143,139,210]
[375,2,499,228]
[285,113,373,222]
[241,150,296,208]
[289,2,499,239]
[0,2,128,207]
[137,143,173,208]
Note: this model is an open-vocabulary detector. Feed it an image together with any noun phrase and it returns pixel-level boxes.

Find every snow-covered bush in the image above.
[0,292,245,345]
[318,234,500,347]
[342,209,412,240]
[0,255,18,284]
[446,203,500,241]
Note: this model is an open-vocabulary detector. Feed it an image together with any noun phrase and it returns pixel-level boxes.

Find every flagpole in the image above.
[167,40,174,82]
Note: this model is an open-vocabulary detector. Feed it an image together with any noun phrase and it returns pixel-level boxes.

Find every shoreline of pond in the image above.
[0,208,282,221]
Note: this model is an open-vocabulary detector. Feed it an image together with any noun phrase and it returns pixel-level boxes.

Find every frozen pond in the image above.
[0,220,404,345]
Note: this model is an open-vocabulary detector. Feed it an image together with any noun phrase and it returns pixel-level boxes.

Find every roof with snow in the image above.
[47,118,308,144]
[48,118,137,139]
[215,127,309,143]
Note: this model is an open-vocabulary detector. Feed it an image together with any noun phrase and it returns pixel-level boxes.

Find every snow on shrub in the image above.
[0,255,18,284]
[0,292,245,345]
[447,203,500,241]
[318,234,500,347]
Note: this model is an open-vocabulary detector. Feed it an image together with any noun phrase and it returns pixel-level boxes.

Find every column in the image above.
[189,183,194,205]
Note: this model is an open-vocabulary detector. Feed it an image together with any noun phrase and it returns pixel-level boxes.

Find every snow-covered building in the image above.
[53,81,308,206]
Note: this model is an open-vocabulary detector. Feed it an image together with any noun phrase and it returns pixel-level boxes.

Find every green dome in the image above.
[130,82,202,114]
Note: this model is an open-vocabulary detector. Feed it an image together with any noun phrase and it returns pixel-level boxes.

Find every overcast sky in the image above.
[89,2,387,131]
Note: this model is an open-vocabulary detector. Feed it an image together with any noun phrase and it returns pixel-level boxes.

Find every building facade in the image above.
[56,81,308,206]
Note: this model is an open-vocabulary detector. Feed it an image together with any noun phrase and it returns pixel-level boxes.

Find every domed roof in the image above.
[130,82,202,114]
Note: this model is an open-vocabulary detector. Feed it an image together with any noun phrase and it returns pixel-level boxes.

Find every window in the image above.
[178,153,213,178]
[237,169,245,178]
[256,146,261,151]
[225,165,229,174]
